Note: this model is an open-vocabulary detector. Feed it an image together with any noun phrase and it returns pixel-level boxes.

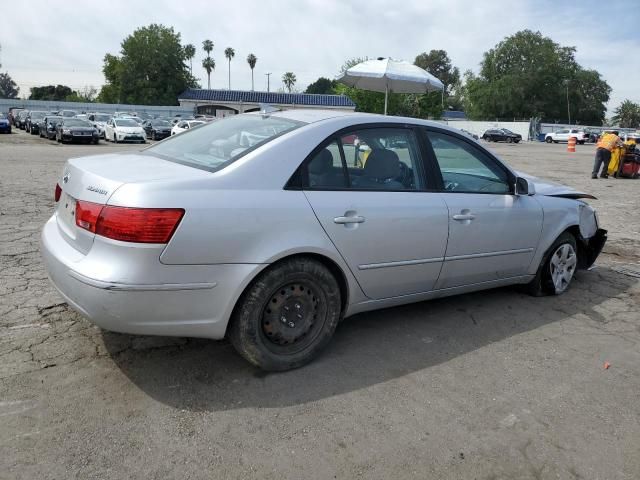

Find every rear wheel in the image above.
[526,232,578,296]
[229,257,342,371]
[545,137,552,143]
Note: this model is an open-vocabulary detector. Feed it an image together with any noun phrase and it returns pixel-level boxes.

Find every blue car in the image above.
[0,113,11,133]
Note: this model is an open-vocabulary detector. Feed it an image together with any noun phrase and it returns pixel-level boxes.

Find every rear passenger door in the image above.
[302,125,449,300]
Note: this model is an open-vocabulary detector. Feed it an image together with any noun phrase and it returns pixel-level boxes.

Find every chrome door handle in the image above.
[334,215,365,224]
[452,214,475,221]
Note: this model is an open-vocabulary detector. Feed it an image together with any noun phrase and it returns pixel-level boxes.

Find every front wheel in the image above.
[526,232,577,296]
[545,137,552,143]
[507,137,513,143]
[113,133,118,144]
[229,257,342,371]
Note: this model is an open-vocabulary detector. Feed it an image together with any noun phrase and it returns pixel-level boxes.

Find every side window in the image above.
[307,140,347,188]
[426,131,511,194]
[340,128,422,190]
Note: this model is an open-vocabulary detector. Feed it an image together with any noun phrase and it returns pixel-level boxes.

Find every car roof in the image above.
[257,108,466,134]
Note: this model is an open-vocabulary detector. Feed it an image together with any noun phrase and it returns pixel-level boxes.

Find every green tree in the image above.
[414,50,460,96]
[64,86,98,103]
[464,30,610,123]
[305,77,336,94]
[612,100,640,128]
[29,85,74,100]
[0,73,19,99]
[202,39,214,89]
[224,47,235,89]
[202,57,216,90]
[247,53,257,91]
[282,72,297,93]
[184,43,196,75]
[98,24,197,105]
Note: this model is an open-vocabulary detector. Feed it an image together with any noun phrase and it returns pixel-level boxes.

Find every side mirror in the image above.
[515,177,535,196]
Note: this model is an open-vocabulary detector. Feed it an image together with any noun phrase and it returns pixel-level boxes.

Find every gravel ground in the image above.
[1,128,639,479]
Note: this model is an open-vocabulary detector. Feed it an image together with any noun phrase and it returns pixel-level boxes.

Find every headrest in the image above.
[364,149,400,179]
[308,149,334,174]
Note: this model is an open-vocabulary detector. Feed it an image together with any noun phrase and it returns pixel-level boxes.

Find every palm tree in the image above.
[202,39,214,89]
[612,99,640,128]
[246,53,257,91]
[224,47,235,89]
[282,72,297,93]
[202,57,215,90]
[184,44,196,75]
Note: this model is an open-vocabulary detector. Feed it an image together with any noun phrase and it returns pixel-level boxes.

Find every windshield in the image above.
[61,111,77,117]
[94,114,111,122]
[65,119,93,127]
[114,119,139,127]
[147,114,305,172]
[31,111,48,119]
[153,120,171,127]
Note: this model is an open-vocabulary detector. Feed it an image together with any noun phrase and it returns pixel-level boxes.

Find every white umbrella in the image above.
[336,58,444,115]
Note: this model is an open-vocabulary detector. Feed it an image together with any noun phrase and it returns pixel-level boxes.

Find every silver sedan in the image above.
[41,110,607,370]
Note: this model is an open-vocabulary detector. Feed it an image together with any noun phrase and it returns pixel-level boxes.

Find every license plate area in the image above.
[57,192,77,231]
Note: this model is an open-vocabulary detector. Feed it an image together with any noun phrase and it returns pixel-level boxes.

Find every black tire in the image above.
[526,232,578,297]
[514,139,520,144]
[228,257,342,371]
[545,137,552,143]
[113,133,118,144]
[507,137,513,143]
[578,140,585,145]
[553,140,558,144]
[151,131,156,141]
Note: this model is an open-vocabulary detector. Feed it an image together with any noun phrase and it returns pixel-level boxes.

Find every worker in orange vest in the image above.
[592,130,624,179]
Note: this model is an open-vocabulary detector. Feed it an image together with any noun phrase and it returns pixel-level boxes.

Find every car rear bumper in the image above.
[40,215,262,339]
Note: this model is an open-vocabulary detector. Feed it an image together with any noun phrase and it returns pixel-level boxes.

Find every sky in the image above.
[1,0,639,114]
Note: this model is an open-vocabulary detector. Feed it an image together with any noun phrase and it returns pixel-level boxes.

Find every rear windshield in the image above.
[30,111,48,119]
[146,114,305,172]
[153,120,171,127]
[94,114,111,122]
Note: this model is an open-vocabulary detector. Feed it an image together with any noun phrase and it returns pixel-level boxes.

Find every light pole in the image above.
[564,79,571,125]
[265,72,272,93]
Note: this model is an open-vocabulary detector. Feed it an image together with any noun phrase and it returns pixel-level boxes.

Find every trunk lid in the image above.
[56,152,210,254]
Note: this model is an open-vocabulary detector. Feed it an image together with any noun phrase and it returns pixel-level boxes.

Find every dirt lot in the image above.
[1,128,639,479]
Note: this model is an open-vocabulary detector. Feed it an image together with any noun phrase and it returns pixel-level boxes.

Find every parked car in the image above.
[8,107,25,126]
[104,117,146,143]
[171,120,205,136]
[482,128,522,143]
[143,119,172,140]
[25,111,49,135]
[41,116,63,140]
[87,113,112,139]
[16,110,30,129]
[584,128,602,143]
[58,110,78,118]
[55,118,100,144]
[545,129,588,144]
[0,113,11,133]
[42,111,607,371]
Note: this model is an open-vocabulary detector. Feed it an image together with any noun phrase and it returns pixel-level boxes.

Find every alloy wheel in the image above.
[550,243,577,293]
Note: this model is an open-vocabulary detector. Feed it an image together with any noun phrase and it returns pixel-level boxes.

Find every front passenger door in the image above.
[424,129,543,289]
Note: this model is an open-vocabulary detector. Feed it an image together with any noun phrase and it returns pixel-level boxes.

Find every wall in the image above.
[440,120,532,140]
[0,99,193,117]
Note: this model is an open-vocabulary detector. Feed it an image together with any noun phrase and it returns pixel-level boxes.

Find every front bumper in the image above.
[40,215,262,339]
[117,133,145,142]
[579,228,607,269]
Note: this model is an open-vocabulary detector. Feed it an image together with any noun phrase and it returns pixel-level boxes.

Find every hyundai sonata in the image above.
[41,110,606,370]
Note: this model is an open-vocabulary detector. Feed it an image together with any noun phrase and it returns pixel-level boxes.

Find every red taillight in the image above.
[75,200,103,233]
[54,183,62,202]
[75,200,184,243]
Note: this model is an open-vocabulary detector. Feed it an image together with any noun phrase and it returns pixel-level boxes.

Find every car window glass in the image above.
[339,128,422,191]
[427,131,510,194]
[306,140,347,188]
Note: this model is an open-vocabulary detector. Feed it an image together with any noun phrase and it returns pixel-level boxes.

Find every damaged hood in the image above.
[516,171,597,200]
